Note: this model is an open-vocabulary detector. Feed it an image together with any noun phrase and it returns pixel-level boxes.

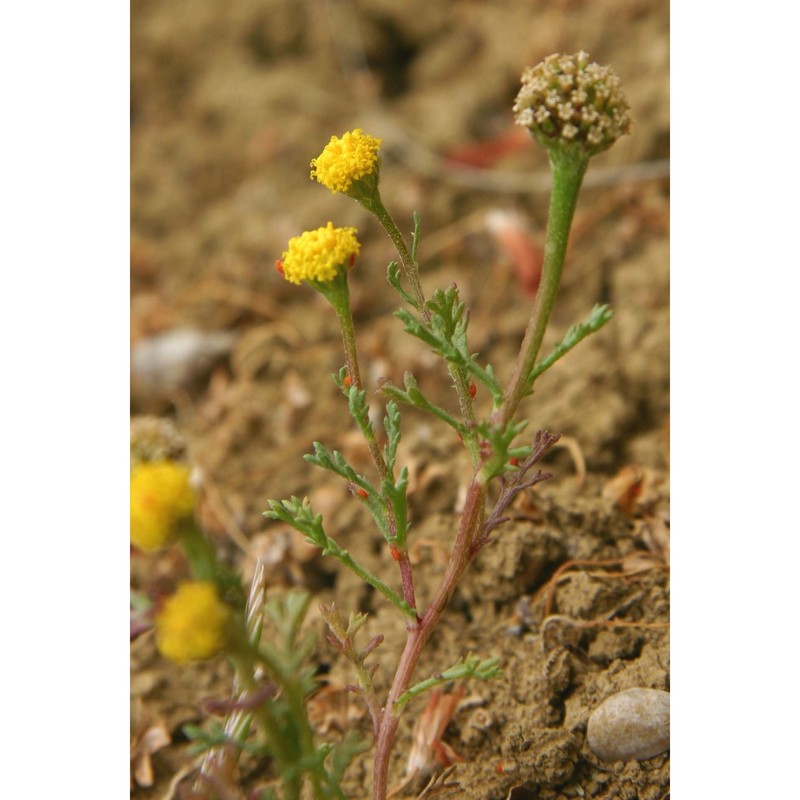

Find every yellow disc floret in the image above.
[310,129,382,194]
[156,581,230,663]
[130,461,195,552]
[279,222,360,285]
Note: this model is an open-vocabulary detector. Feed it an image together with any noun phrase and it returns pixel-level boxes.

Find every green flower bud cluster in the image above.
[513,51,631,157]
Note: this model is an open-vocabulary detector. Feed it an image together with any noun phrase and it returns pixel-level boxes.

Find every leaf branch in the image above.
[265,498,416,618]
[394,655,501,711]
[526,304,613,390]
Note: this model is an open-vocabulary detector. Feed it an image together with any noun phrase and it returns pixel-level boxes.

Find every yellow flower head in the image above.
[278,222,360,285]
[156,581,230,663]
[310,129,382,194]
[130,461,195,552]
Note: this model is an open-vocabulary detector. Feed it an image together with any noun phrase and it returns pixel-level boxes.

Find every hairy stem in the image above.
[328,284,418,614]
[369,197,426,315]
[331,294,385,477]
[372,477,487,800]
[496,151,588,426]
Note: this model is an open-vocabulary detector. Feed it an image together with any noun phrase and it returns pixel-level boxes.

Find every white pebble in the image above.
[586,688,669,761]
[132,327,236,396]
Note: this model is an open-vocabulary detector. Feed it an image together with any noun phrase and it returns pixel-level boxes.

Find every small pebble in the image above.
[131,327,236,404]
[586,687,669,761]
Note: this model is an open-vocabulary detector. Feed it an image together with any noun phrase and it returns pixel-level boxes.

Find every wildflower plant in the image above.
[130,458,362,799]
[266,52,632,800]
[132,52,632,800]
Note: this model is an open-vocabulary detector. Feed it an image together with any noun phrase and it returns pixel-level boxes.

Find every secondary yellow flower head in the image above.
[278,222,360,285]
[310,129,382,195]
[156,581,230,663]
[130,461,195,552]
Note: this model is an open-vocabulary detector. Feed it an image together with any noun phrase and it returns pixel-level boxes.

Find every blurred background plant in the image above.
[130,443,366,799]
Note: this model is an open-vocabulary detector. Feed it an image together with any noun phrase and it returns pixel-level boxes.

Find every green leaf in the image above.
[380,372,467,436]
[528,303,613,388]
[387,261,419,309]
[264,496,326,548]
[476,419,530,481]
[395,654,502,710]
[264,497,415,618]
[304,442,373,496]
[383,401,402,475]
[395,287,503,406]
[332,365,349,391]
[411,211,421,265]
[381,466,410,549]
[346,385,373,440]
[302,443,389,536]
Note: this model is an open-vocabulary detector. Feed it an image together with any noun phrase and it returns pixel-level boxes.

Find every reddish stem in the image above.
[372,478,487,800]
[397,551,418,619]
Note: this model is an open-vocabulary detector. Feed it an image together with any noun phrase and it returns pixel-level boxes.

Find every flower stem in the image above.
[372,476,487,800]
[496,150,588,426]
[326,278,385,477]
[324,276,419,615]
[178,522,219,583]
[368,197,479,457]
[368,196,426,315]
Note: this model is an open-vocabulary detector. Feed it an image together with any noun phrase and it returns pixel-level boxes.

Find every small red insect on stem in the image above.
[389,544,401,562]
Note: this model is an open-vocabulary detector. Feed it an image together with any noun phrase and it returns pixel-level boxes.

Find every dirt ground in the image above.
[131,1,669,798]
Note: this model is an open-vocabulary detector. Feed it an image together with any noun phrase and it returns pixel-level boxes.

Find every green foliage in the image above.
[395,287,504,408]
[387,260,419,309]
[303,441,390,536]
[411,211,421,265]
[381,466,410,550]
[527,303,613,390]
[305,380,413,552]
[475,419,533,481]
[380,371,467,436]
[383,400,402,476]
[264,591,315,674]
[265,497,415,618]
[183,721,262,757]
[395,654,502,710]
[385,212,424,311]
[256,592,362,800]
[182,590,364,800]
[333,366,380,449]
[304,440,373,497]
